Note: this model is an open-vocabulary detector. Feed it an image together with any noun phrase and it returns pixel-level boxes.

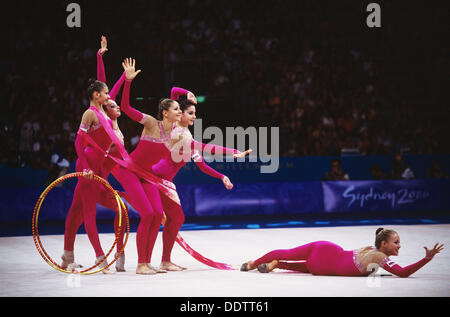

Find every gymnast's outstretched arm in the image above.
[191,151,233,189]
[379,243,444,278]
[191,140,252,159]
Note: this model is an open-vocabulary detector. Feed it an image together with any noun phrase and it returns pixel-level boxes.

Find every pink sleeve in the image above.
[109,72,126,101]
[97,50,106,83]
[381,257,432,278]
[120,80,145,123]
[170,87,190,100]
[191,139,239,155]
[74,128,89,169]
[191,151,224,180]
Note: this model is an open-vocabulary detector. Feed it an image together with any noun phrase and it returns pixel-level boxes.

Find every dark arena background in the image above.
[0,0,449,303]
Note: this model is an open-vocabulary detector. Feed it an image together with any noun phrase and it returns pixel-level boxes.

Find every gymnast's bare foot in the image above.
[115,252,126,272]
[160,261,186,271]
[240,260,256,271]
[257,260,279,273]
[136,263,156,275]
[149,264,167,273]
[61,250,82,271]
[95,255,114,274]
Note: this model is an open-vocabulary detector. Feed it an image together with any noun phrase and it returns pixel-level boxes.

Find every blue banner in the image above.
[322,179,450,213]
[193,181,323,217]
[2,179,449,225]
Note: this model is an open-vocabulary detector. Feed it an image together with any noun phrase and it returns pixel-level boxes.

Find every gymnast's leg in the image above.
[77,177,104,257]
[141,182,165,272]
[62,182,84,269]
[160,193,186,271]
[241,242,317,272]
[114,167,156,274]
[277,261,310,273]
[97,187,126,272]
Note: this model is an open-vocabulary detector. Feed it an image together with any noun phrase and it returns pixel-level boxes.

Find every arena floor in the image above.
[1,224,449,298]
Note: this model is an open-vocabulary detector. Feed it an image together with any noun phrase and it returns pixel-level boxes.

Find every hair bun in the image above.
[157,98,175,120]
[86,79,107,100]
[376,228,384,235]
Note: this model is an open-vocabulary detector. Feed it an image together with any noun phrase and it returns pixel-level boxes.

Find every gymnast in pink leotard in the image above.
[108,58,182,274]
[117,59,253,273]
[120,81,251,272]
[62,36,126,273]
[241,228,444,278]
[152,92,252,271]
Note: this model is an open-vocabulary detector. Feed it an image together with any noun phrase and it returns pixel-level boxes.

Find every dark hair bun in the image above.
[87,79,107,100]
[375,228,384,235]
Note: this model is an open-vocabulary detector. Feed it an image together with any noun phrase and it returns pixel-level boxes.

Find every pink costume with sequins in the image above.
[253,241,433,277]
[152,128,237,263]
[149,87,238,263]
[116,84,238,264]
[63,49,126,257]
[107,78,174,264]
[112,124,171,264]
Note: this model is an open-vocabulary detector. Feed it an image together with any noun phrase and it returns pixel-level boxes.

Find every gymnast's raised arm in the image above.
[120,58,162,132]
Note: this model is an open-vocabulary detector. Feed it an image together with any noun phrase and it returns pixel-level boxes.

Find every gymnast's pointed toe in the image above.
[240,261,255,271]
[240,262,249,271]
[257,263,270,273]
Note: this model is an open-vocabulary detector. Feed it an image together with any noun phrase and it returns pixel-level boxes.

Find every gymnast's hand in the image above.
[82,169,94,180]
[424,243,444,259]
[222,176,233,190]
[187,92,197,105]
[233,149,252,159]
[122,58,142,81]
[99,35,108,55]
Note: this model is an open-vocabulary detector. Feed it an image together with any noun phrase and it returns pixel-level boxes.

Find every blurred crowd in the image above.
[1,1,448,180]
[323,155,448,181]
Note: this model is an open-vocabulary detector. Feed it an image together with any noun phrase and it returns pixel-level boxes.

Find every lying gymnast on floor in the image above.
[241,228,444,277]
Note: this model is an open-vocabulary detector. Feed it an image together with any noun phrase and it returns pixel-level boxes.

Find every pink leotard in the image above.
[64,116,115,258]
[117,82,241,264]
[112,122,172,264]
[120,84,239,264]
[63,49,125,258]
[151,128,232,263]
[107,79,178,264]
[253,241,362,276]
[254,241,433,277]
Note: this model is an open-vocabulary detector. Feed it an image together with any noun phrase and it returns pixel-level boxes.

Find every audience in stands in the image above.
[1,1,447,180]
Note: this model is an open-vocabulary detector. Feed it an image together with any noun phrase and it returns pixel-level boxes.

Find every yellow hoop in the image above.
[32,172,129,275]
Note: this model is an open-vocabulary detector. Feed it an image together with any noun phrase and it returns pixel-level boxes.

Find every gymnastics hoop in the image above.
[32,172,130,275]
